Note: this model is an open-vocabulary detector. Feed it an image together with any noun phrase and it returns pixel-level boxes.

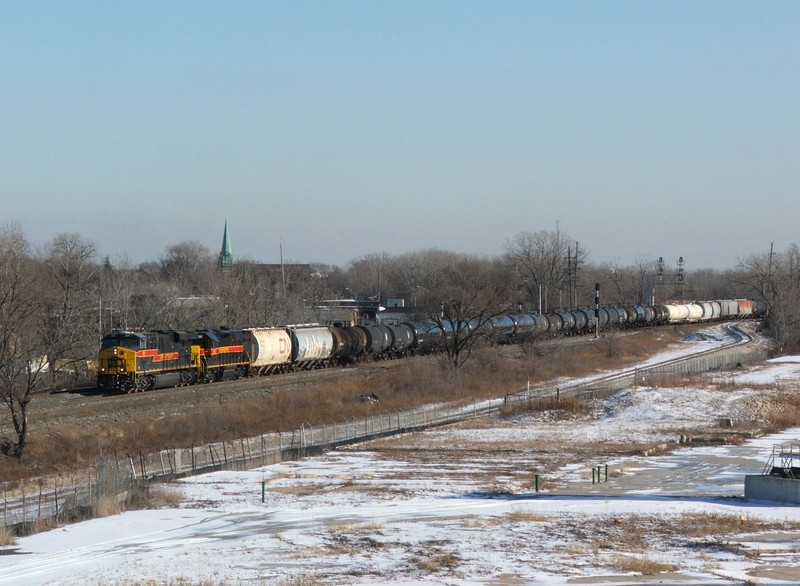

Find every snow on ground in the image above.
[3,328,800,585]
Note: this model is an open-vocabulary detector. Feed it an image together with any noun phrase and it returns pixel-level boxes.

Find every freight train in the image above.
[97,298,765,393]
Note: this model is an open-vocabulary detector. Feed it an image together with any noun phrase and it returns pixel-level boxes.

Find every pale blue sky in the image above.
[2,1,798,269]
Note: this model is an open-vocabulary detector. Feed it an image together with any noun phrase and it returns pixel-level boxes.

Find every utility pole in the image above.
[564,241,579,310]
[594,283,600,339]
[573,241,579,309]
[566,245,573,310]
[767,242,775,319]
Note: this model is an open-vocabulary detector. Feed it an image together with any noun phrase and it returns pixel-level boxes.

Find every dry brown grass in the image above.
[506,508,548,523]
[500,394,592,418]
[140,484,184,509]
[608,554,677,575]
[92,495,125,518]
[674,511,753,537]
[0,524,17,547]
[410,549,461,573]
[761,393,800,431]
[0,325,725,484]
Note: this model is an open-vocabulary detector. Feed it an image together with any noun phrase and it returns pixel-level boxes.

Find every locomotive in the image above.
[97,298,765,393]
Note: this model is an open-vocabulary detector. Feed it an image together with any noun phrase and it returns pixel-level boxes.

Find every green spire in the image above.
[219,219,233,272]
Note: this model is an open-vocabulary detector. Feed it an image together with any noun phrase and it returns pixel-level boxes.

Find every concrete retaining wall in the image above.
[745,475,800,505]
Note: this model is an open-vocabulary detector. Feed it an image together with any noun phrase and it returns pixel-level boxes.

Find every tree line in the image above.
[0,221,792,458]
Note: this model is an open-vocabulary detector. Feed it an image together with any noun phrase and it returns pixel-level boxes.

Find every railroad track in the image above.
[506,321,767,408]
[22,321,767,434]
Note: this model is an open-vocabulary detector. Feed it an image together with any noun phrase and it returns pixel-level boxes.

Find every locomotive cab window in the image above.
[100,332,146,350]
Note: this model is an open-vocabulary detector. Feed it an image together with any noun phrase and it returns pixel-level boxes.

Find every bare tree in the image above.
[345,253,390,300]
[97,255,138,332]
[740,244,800,351]
[503,230,584,312]
[0,225,49,458]
[41,233,99,384]
[595,257,657,306]
[159,240,215,294]
[415,252,513,368]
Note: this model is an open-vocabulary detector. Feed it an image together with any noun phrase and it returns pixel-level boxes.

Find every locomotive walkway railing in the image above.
[1,326,772,530]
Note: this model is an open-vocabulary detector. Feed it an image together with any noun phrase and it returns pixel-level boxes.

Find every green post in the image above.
[535,474,540,493]
[592,468,596,484]
[605,464,608,482]
[261,481,266,503]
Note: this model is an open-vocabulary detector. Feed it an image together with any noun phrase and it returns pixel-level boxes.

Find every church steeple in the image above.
[219,219,233,272]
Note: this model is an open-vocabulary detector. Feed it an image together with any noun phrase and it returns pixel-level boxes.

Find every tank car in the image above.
[486,315,516,344]
[290,326,335,369]
[356,324,394,356]
[686,303,704,322]
[544,313,564,334]
[556,312,577,334]
[652,305,670,325]
[387,323,415,354]
[405,320,444,354]
[329,325,367,363]
[574,309,592,332]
